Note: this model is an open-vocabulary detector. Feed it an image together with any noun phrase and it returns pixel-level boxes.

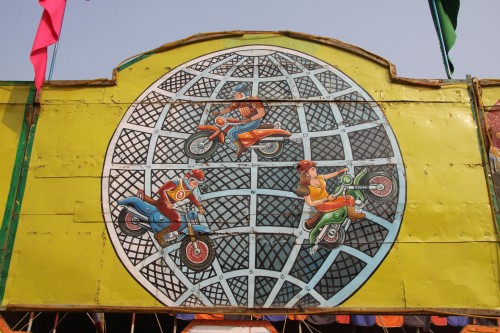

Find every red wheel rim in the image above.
[124,213,142,231]
[185,240,209,264]
[369,175,393,197]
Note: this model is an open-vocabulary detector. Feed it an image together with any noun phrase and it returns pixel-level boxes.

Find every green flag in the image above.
[428,0,460,78]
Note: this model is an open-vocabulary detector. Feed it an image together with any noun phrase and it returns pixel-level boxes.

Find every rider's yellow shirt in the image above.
[308,175,328,201]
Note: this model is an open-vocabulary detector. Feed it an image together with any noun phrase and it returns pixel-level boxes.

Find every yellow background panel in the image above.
[2,33,499,312]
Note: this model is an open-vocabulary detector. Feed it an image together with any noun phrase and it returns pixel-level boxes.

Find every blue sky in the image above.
[1,1,499,81]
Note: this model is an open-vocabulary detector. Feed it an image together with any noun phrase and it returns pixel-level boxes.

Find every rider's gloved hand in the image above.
[198,207,205,215]
[212,111,220,116]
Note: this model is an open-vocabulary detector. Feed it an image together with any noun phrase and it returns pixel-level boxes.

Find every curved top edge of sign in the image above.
[42,31,451,89]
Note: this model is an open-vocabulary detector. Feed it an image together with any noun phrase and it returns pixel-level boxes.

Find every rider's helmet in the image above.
[296,160,317,174]
[231,83,251,99]
[183,169,205,190]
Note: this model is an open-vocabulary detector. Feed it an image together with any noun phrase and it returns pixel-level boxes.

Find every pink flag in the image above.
[30,0,66,91]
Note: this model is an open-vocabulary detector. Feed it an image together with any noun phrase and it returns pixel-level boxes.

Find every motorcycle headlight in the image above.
[215,116,227,127]
[341,174,353,185]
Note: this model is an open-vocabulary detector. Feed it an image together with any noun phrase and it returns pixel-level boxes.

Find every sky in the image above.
[1,1,500,82]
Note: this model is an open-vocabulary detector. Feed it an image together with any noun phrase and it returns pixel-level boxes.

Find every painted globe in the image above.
[102,45,406,308]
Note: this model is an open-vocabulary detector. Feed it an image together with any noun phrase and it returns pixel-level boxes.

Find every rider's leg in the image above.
[316,196,365,221]
[227,121,261,158]
[156,201,183,231]
[227,127,246,158]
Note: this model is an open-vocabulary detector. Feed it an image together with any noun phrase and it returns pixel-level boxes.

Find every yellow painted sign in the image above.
[0,32,499,314]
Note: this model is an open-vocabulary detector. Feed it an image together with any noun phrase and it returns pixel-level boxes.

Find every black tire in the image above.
[117,208,147,236]
[180,235,216,272]
[184,131,219,160]
[360,171,399,202]
[319,225,345,250]
[255,141,284,158]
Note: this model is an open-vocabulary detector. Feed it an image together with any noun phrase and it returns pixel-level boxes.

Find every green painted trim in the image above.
[0,85,37,304]
[117,53,153,72]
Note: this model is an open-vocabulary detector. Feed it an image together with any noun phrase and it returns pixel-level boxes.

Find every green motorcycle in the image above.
[308,168,398,254]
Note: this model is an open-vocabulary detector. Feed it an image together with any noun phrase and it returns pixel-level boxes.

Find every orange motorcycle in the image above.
[184,116,292,159]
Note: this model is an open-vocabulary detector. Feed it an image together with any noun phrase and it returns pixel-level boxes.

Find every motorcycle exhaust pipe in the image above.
[248,145,268,149]
[123,206,149,221]
[259,137,287,142]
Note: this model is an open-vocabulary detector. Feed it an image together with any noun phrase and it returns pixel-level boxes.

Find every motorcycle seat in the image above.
[258,123,275,129]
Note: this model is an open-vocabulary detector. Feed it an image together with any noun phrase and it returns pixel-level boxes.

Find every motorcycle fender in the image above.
[198,124,219,132]
[197,125,225,143]
[256,128,292,138]
[118,197,157,217]
[353,168,369,184]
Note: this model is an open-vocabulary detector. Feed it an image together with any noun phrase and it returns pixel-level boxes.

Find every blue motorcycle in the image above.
[117,197,215,272]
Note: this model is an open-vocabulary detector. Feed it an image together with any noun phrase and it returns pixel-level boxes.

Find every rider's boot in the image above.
[304,212,324,231]
[234,139,247,159]
[347,206,365,221]
[154,227,171,248]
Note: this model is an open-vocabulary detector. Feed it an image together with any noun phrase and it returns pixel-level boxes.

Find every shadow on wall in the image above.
[0,83,33,134]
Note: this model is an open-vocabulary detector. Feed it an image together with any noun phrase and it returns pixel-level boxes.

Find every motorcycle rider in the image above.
[212,83,266,159]
[295,160,365,231]
[138,169,206,247]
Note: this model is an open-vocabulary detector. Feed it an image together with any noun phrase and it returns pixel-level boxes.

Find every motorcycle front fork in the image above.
[186,224,203,254]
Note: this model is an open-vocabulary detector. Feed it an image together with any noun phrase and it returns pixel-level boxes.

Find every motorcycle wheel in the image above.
[361,171,399,202]
[319,225,345,250]
[255,141,284,158]
[183,131,219,160]
[117,208,148,236]
[180,235,216,272]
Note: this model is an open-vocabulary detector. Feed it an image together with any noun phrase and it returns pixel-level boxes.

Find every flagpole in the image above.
[48,42,60,81]
[429,0,452,79]
[47,1,67,81]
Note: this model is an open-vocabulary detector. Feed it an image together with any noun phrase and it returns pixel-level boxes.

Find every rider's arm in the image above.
[304,195,329,207]
[324,168,348,180]
[218,102,238,115]
[187,193,205,214]
[248,101,265,121]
